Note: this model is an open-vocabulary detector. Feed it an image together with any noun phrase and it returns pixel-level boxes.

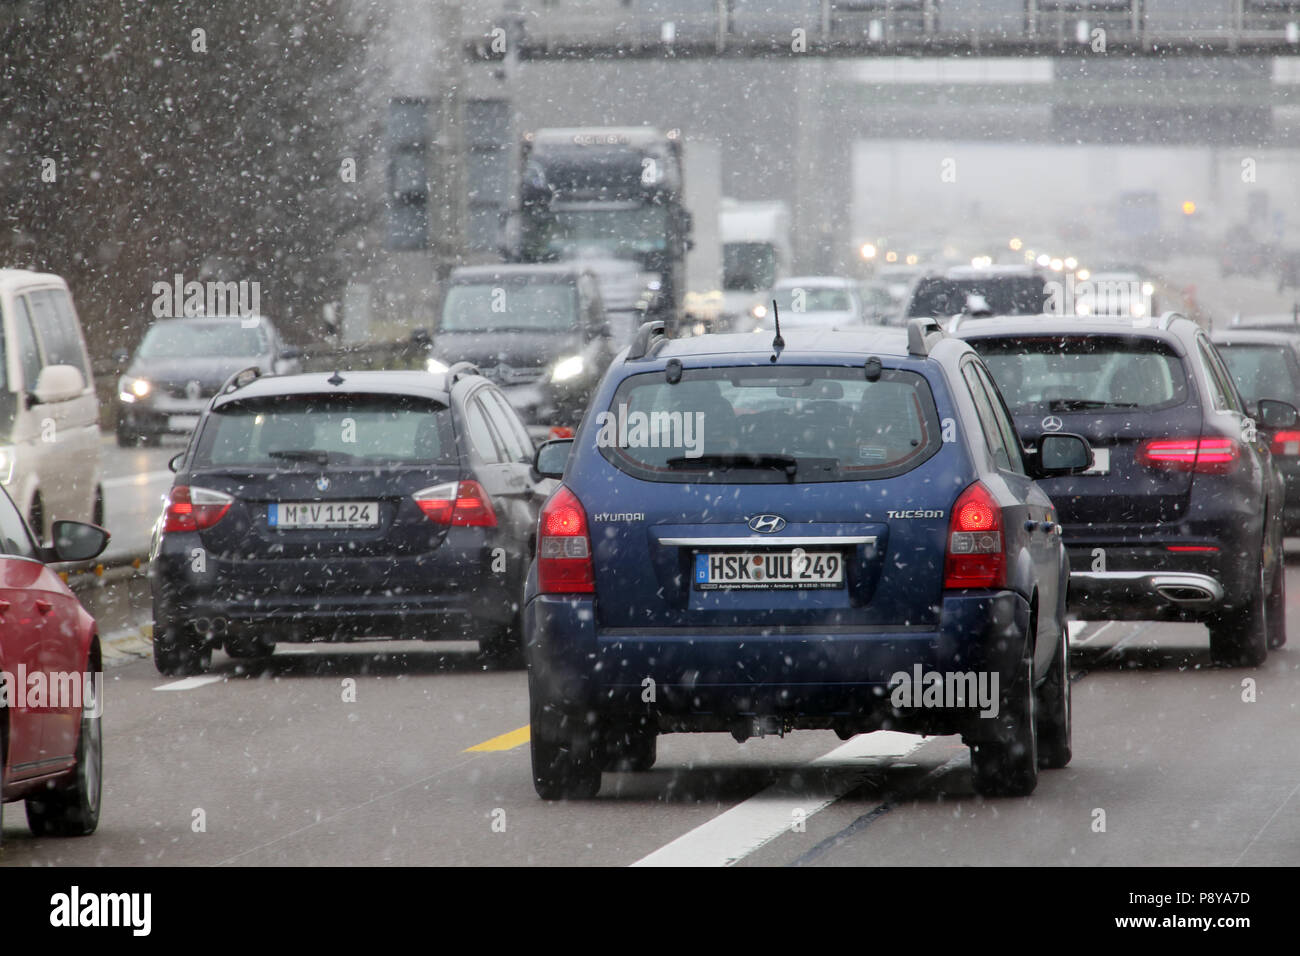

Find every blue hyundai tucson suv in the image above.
[524,319,1094,799]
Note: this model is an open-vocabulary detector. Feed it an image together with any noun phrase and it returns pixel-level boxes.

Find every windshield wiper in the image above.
[1047,398,1139,411]
[267,449,331,466]
[666,453,800,480]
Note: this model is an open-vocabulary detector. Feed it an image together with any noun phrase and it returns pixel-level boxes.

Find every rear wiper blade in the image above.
[1047,399,1139,411]
[267,449,331,466]
[666,453,800,479]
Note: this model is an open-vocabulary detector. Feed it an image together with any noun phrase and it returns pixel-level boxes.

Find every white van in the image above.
[0,269,103,542]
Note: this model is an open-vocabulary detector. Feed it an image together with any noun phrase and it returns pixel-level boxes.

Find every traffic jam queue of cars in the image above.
[5,265,1297,844]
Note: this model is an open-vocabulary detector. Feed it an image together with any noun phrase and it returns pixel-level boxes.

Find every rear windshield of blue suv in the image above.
[194,395,457,468]
[972,336,1189,414]
[597,365,942,483]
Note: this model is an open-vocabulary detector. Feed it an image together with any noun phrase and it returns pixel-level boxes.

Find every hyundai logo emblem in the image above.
[1041,415,1064,432]
[748,514,786,534]
[315,476,331,492]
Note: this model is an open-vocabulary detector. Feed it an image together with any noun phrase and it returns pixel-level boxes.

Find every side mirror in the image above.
[168,452,185,473]
[50,520,110,563]
[410,327,433,349]
[533,438,574,481]
[1258,398,1300,430]
[31,364,85,405]
[1034,433,1093,477]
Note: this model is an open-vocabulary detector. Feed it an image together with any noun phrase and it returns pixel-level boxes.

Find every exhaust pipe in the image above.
[1156,584,1216,604]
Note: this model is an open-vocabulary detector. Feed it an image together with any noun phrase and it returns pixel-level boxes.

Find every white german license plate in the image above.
[169,415,200,431]
[1082,447,1110,475]
[269,501,379,529]
[695,550,843,590]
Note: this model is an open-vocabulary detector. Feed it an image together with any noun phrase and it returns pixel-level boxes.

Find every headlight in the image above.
[425,357,449,374]
[119,377,151,402]
[551,355,585,383]
[751,304,768,319]
[0,445,13,485]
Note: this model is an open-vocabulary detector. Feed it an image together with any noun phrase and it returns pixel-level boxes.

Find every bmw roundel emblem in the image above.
[748,514,786,534]
[316,476,331,492]
[1041,415,1063,432]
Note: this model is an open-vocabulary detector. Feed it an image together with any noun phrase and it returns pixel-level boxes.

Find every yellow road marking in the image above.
[465,724,530,752]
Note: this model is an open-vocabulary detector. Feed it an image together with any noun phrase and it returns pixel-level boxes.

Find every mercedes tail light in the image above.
[1138,437,1239,474]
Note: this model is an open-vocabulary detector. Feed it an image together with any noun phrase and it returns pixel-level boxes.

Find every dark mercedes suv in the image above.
[956,312,1294,666]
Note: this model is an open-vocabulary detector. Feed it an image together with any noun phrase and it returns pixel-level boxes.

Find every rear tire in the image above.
[26,669,101,837]
[1209,569,1268,667]
[1267,550,1287,650]
[529,676,600,800]
[114,423,138,447]
[600,720,658,772]
[479,606,525,668]
[1035,625,1072,770]
[969,651,1038,797]
[152,605,212,676]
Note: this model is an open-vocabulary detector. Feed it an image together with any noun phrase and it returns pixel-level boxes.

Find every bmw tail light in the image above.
[943,481,1005,589]
[162,485,233,533]
[1138,437,1239,474]
[414,480,498,527]
[538,486,594,594]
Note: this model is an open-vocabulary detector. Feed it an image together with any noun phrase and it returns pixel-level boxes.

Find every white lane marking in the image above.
[631,731,925,868]
[154,676,223,692]
[103,470,173,489]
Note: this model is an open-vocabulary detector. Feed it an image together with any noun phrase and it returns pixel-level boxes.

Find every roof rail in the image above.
[627,319,668,360]
[218,365,263,395]
[906,317,944,357]
[1155,310,1185,330]
[446,361,480,385]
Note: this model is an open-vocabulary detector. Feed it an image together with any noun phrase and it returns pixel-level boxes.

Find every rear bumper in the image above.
[1069,570,1225,620]
[526,590,1030,735]
[152,535,518,642]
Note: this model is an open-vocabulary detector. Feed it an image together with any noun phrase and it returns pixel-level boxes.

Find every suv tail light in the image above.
[1138,437,1239,473]
[1270,429,1300,456]
[538,486,594,594]
[414,480,498,527]
[943,481,1005,589]
[162,485,233,533]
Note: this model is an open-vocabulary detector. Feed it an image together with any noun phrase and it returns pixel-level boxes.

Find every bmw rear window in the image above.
[194,394,457,468]
[597,365,942,483]
[971,335,1189,414]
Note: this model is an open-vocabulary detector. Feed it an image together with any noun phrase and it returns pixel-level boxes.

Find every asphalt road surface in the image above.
[3,563,1297,866]
[97,431,183,564]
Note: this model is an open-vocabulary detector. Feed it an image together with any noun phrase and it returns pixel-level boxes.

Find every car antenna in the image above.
[770,298,784,363]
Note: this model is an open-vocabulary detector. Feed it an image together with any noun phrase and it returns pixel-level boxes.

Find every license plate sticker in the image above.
[1082,447,1110,475]
[269,501,379,529]
[694,550,843,590]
